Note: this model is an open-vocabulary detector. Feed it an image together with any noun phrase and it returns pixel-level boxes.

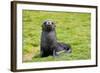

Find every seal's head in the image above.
[42,20,56,32]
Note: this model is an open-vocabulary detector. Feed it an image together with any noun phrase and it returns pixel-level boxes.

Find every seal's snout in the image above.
[44,20,53,26]
[42,20,55,31]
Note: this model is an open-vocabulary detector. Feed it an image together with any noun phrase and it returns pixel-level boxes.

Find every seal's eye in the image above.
[52,22,54,25]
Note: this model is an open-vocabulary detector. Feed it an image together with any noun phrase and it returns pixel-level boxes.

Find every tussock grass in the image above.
[22,10,91,62]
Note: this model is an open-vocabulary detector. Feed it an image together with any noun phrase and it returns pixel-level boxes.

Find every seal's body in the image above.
[40,20,71,57]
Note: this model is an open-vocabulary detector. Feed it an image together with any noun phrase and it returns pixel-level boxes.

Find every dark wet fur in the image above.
[40,20,72,57]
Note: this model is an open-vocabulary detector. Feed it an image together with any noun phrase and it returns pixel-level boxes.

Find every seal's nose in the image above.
[46,24,51,26]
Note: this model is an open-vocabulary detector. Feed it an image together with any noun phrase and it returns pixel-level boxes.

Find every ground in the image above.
[22,10,91,62]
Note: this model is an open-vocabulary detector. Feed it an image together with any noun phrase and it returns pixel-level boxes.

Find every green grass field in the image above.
[22,10,91,62]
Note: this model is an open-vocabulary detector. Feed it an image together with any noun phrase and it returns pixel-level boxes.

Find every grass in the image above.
[22,10,91,62]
